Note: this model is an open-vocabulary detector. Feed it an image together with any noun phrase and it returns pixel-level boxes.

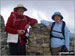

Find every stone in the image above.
[27,24,51,55]
[0,15,9,55]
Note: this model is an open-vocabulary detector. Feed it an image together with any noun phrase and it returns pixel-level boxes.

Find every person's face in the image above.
[17,8,25,15]
[54,15,61,23]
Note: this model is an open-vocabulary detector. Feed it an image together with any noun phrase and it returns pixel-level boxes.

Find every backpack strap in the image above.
[12,14,22,29]
[12,14,16,25]
[62,21,65,38]
[51,22,55,31]
[50,21,65,40]
[50,22,55,38]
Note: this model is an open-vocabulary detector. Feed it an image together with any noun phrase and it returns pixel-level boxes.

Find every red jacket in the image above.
[5,12,37,45]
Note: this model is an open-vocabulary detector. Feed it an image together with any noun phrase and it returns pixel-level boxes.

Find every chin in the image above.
[56,21,60,23]
[19,14,23,15]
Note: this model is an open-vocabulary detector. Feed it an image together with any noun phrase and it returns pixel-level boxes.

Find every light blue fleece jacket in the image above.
[41,20,70,51]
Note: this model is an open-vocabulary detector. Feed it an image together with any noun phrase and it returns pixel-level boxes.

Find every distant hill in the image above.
[69,32,75,37]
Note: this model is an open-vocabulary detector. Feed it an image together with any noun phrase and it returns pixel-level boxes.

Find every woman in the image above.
[5,4,37,55]
[41,12,70,55]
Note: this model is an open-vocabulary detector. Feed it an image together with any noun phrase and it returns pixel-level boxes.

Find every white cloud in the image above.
[1,0,75,33]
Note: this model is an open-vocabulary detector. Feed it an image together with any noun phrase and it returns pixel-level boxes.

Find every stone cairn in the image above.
[0,15,9,55]
[26,23,51,55]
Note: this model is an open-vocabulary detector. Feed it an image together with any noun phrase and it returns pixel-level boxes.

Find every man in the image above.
[5,4,37,55]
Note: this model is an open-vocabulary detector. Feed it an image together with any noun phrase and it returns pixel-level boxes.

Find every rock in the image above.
[27,23,51,55]
[0,15,9,55]
[70,37,74,51]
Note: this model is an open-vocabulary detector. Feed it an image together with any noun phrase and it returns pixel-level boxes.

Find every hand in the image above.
[17,30,25,35]
[25,24,30,30]
[47,25,51,31]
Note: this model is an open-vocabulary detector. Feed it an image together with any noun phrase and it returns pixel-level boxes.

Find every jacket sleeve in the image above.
[5,14,17,34]
[41,20,52,27]
[64,26,70,51]
[26,16,38,26]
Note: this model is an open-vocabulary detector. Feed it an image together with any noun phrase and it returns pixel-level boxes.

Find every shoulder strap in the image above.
[23,15,28,22]
[62,21,65,38]
[50,22,55,37]
[12,14,22,29]
[12,14,16,25]
[51,22,55,31]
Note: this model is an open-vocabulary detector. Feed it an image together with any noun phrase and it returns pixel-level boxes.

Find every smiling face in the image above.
[17,7,25,16]
[54,15,61,23]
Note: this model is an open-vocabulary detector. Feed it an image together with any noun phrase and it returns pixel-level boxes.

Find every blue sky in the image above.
[1,0,75,34]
